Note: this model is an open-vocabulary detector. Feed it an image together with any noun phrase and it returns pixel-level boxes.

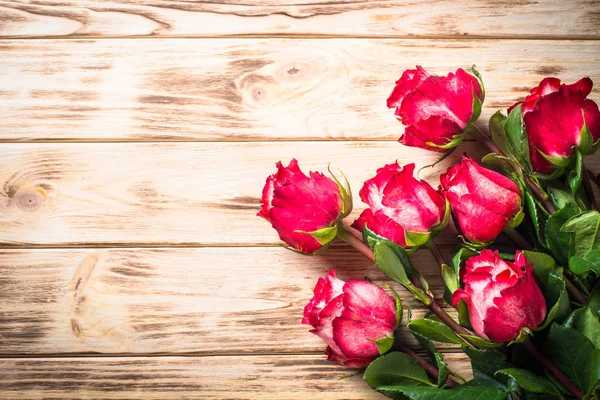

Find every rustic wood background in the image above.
[1,1,599,398]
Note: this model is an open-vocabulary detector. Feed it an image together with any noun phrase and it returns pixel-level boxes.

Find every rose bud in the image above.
[302,269,398,367]
[508,77,600,173]
[352,162,449,248]
[258,159,351,255]
[440,155,523,245]
[387,66,484,152]
[452,250,546,343]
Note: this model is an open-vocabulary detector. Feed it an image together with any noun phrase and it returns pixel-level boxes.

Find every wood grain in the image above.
[1,39,599,142]
[0,0,598,38]
[0,141,486,247]
[0,354,472,399]
[0,245,466,355]
[2,141,599,247]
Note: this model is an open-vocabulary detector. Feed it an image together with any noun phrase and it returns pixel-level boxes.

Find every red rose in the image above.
[352,162,449,248]
[302,269,397,367]
[509,77,600,173]
[452,250,546,343]
[440,155,522,244]
[258,159,344,254]
[387,66,484,152]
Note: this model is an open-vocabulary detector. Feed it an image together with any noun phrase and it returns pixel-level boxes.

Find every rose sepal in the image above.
[328,165,353,218]
[371,336,395,355]
[504,207,525,230]
[296,224,338,246]
[507,327,533,346]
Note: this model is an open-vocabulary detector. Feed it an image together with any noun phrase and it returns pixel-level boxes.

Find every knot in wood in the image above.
[14,187,47,212]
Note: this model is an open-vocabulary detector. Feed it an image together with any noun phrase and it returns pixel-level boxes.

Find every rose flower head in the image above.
[258,159,351,255]
[352,162,449,249]
[440,155,523,245]
[508,77,600,174]
[303,269,398,367]
[452,250,546,343]
[387,66,484,152]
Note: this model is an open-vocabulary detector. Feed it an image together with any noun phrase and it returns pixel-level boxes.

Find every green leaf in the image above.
[407,318,463,345]
[544,323,600,393]
[568,150,584,194]
[562,210,600,259]
[298,225,338,245]
[441,263,459,294]
[433,353,449,388]
[364,352,433,389]
[377,385,507,400]
[373,336,395,355]
[505,104,531,169]
[567,307,600,350]
[570,249,600,276]
[538,268,571,328]
[489,110,516,160]
[548,185,580,210]
[526,191,547,248]
[589,283,600,317]
[374,242,410,285]
[462,346,513,388]
[546,205,579,264]
[495,368,563,397]
[365,225,432,299]
[522,250,556,288]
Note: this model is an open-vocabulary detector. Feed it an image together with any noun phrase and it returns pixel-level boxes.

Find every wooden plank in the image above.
[0,246,464,355]
[0,0,598,38]
[1,39,599,142]
[0,141,488,246]
[0,354,472,399]
[2,141,599,247]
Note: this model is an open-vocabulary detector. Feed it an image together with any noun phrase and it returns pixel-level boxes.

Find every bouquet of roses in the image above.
[259,65,600,399]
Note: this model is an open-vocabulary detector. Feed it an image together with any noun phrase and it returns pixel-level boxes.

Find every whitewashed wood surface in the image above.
[1,1,600,398]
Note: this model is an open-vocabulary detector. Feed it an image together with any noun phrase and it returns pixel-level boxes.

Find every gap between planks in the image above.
[2,34,600,41]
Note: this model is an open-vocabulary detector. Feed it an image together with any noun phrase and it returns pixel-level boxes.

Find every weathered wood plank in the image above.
[0,354,472,399]
[0,0,598,38]
[0,246,464,355]
[1,39,599,141]
[2,141,599,247]
[0,141,476,246]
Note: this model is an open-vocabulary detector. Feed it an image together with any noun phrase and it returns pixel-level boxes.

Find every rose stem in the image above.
[468,124,557,213]
[336,224,374,263]
[565,277,588,305]
[583,168,598,211]
[393,342,454,387]
[522,339,584,400]
[503,228,534,251]
[337,225,482,347]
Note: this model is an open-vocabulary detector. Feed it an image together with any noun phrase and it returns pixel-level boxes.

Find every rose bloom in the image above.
[508,77,600,173]
[387,66,484,152]
[452,250,546,343]
[303,269,397,367]
[352,162,448,248]
[440,155,522,244]
[258,159,342,254]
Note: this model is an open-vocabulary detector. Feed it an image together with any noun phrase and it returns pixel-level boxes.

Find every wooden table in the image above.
[1,1,599,398]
